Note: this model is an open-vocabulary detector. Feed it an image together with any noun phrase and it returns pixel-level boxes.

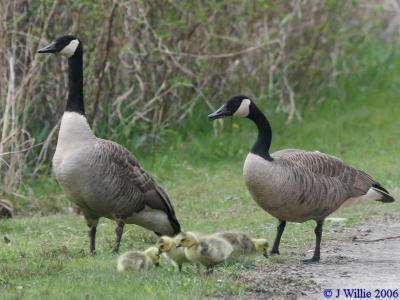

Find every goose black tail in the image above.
[373,183,395,203]
[155,186,181,234]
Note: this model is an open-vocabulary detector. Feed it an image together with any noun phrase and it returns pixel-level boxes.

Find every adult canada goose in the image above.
[211,231,269,258]
[177,231,234,274]
[37,35,181,254]
[208,95,395,262]
[117,247,160,271]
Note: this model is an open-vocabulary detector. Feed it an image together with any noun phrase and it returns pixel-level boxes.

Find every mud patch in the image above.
[236,263,318,299]
[236,215,400,299]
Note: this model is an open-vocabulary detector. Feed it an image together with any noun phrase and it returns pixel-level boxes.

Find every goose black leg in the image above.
[304,220,323,263]
[270,219,286,255]
[88,225,97,255]
[206,265,214,275]
[85,217,99,256]
[112,219,125,254]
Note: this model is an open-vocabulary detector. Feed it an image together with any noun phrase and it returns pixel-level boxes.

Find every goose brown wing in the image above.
[97,140,180,232]
[273,149,376,195]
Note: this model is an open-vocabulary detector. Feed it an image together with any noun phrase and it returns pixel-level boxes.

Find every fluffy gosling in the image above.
[156,235,190,272]
[117,247,160,272]
[177,232,233,274]
[212,231,269,258]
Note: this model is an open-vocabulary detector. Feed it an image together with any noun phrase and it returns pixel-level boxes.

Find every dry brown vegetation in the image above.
[0,0,399,195]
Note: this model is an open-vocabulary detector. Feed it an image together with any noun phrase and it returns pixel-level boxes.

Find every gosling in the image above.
[156,235,190,272]
[177,232,233,274]
[211,231,269,258]
[117,247,160,271]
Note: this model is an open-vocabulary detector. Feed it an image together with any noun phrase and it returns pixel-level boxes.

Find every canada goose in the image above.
[177,232,233,274]
[0,199,14,219]
[37,36,181,255]
[208,95,395,262]
[211,231,269,258]
[155,235,190,271]
[117,247,160,271]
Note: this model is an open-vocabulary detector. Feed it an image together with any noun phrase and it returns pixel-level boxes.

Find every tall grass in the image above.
[10,40,400,215]
[1,0,400,196]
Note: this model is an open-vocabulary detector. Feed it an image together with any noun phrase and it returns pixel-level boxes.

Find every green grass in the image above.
[1,46,400,299]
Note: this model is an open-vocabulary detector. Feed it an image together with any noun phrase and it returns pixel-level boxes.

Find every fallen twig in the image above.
[352,235,400,243]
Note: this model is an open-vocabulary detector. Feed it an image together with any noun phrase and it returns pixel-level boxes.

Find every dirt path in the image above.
[302,218,400,299]
[237,216,400,299]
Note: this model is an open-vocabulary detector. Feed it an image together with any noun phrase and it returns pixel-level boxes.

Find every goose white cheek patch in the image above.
[233,99,251,117]
[60,39,79,58]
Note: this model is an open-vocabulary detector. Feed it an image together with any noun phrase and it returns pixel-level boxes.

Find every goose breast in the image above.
[53,139,144,217]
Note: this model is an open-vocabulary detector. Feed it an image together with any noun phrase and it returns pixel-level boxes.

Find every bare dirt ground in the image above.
[236,215,400,299]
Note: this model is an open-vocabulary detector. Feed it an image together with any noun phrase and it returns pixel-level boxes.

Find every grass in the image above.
[1,46,400,299]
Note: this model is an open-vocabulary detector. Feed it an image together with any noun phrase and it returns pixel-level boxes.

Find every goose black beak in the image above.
[38,42,58,54]
[155,262,160,267]
[263,252,269,258]
[208,104,231,120]
[176,244,182,248]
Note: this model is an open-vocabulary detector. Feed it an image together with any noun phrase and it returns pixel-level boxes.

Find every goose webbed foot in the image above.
[112,219,125,254]
[270,219,286,255]
[303,256,320,264]
[270,249,280,255]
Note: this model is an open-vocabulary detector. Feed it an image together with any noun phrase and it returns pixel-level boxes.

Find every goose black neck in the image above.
[66,51,85,115]
[248,104,273,161]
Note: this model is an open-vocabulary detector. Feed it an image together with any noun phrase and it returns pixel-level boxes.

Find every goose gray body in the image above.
[39,36,180,255]
[53,113,175,231]
[208,95,395,262]
[244,150,378,223]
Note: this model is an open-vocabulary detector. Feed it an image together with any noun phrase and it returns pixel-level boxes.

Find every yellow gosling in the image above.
[155,235,189,272]
[211,231,269,258]
[177,232,233,274]
[251,238,270,258]
[117,247,160,271]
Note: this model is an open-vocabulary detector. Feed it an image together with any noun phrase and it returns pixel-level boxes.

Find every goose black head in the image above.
[38,35,81,58]
[208,95,252,120]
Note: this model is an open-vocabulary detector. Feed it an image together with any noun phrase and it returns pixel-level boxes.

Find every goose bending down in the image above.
[211,231,269,258]
[37,36,181,254]
[117,247,160,271]
[208,95,395,262]
[155,235,190,271]
[177,232,233,274]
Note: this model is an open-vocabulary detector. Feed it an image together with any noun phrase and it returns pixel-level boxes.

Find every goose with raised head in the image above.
[37,36,181,255]
[208,95,395,262]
